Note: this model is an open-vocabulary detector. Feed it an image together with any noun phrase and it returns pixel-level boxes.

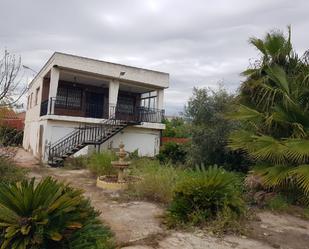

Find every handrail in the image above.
[40,97,165,123]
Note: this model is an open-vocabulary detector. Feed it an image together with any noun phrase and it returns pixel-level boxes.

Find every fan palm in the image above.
[228,27,309,204]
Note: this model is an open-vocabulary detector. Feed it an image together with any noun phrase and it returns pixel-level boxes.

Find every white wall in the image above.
[40,120,160,161]
[23,119,47,159]
[100,126,160,156]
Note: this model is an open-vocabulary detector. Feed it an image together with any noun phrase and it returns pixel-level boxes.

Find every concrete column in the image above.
[109,80,119,117]
[48,67,60,114]
[157,89,164,110]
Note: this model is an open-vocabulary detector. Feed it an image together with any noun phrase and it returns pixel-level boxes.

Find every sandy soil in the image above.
[15,149,309,249]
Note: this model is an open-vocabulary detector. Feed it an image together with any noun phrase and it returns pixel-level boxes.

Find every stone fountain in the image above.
[96,142,139,191]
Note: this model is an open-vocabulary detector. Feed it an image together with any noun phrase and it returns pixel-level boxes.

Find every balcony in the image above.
[40,97,165,124]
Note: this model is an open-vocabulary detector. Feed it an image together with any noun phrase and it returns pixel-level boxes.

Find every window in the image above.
[56,86,82,109]
[35,87,40,105]
[118,96,134,113]
[27,96,30,110]
[140,91,157,109]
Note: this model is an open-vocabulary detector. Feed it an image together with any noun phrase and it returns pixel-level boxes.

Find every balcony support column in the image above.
[47,67,60,114]
[157,89,164,110]
[108,80,119,118]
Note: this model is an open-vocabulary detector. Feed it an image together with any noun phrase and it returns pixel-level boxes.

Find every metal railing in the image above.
[48,108,125,164]
[40,97,165,123]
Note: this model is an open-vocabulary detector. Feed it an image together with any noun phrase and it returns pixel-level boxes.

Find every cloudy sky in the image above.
[0,0,308,114]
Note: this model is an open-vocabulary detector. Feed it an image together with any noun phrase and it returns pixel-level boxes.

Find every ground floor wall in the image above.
[23,119,161,161]
[23,119,48,160]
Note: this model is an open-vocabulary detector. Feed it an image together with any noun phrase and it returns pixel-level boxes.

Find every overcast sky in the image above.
[0,0,308,114]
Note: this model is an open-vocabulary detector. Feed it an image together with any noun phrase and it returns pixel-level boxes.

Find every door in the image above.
[85,92,104,118]
[38,125,44,158]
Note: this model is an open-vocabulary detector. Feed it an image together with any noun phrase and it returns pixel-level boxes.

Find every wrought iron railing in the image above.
[40,97,165,123]
[48,110,126,165]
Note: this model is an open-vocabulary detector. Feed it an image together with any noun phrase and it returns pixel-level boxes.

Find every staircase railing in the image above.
[47,104,165,165]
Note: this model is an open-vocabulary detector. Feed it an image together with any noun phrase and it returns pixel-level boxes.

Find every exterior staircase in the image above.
[48,117,134,167]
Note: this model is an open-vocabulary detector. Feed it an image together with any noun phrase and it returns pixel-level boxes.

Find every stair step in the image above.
[48,121,129,167]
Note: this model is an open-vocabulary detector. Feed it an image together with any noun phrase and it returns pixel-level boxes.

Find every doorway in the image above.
[85,92,104,118]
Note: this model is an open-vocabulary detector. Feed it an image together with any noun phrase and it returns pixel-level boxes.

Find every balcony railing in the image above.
[40,97,164,123]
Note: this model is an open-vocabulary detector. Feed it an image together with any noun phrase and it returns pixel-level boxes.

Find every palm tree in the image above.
[228,27,309,204]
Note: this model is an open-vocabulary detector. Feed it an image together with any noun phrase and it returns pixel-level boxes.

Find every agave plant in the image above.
[228,27,309,204]
[0,177,113,249]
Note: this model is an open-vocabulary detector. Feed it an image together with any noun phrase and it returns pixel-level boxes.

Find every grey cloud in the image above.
[0,0,308,115]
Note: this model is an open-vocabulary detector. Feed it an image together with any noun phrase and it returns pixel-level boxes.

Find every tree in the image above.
[0,50,26,107]
[184,86,250,172]
[228,27,309,204]
[162,117,190,138]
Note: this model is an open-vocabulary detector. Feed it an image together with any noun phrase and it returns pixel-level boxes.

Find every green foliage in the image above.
[67,219,114,249]
[128,149,139,160]
[162,117,191,138]
[185,87,250,172]
[0,157,26,184]
[168,166,245,226]
[0,177,114,249]
[128,158,185,204]
[64,156,88,169]
[0,126,23,146]
[87,151,117,176]
[265,195,290,212]
[156,141,187,165]
[228,27,309,205]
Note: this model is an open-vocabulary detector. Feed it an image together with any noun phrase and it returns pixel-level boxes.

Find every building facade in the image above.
[23,52,169,165]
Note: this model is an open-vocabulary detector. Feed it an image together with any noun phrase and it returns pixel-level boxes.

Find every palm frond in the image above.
[284,139,309,164]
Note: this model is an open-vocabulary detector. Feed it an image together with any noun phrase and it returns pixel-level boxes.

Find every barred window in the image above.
[56,86,82,109]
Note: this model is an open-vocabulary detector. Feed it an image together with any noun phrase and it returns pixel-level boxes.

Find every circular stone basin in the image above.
[96,175,141,191]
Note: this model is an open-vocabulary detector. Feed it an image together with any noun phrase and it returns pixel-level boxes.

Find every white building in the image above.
[23,52,169,166]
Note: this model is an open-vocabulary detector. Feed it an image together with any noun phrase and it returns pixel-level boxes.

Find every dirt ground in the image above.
[15,149,309,249]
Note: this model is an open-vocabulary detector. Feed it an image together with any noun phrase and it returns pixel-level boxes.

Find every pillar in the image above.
[157,89,164,110]
[109,80,119,118]
[48,67,60,114]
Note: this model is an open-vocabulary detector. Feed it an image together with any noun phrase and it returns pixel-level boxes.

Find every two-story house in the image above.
[23,52,169,166]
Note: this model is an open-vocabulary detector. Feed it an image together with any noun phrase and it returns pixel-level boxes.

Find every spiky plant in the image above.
[228,27,309,204]
[0,177,113,249]
[168,165,245,225]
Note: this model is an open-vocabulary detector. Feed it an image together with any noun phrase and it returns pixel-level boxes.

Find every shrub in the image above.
[64,156,88,169]
[0,177,114,249]
[156,142,187,165]
[128,158,185,204]
[128,149,139,160]
[88,151,117,176]
[168,165,245,226]
[265,194,290,212]
[0,157,26,184]
[0,126,23,146]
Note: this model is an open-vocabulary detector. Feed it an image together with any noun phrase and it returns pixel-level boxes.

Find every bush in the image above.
[156,142,187,165]
[265,195,290,212]
[0,126,23,146]
[87,151,118,176]
[168,166,245,226]
[64,156,88,169]
[128,149,139,160]
[0,157,26,184]
[128,158,185,204]
[0,177,114,249]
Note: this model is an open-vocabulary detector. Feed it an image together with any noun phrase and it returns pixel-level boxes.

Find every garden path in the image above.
[15,149,309,249]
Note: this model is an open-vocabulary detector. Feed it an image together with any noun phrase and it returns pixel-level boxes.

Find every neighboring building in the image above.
[0,108,25,130]
[23,52,169,166]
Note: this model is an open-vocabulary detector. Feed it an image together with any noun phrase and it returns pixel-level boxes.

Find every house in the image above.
[23,52,169,166]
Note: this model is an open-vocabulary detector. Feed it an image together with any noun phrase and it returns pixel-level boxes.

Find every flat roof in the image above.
[28,52,169,89]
